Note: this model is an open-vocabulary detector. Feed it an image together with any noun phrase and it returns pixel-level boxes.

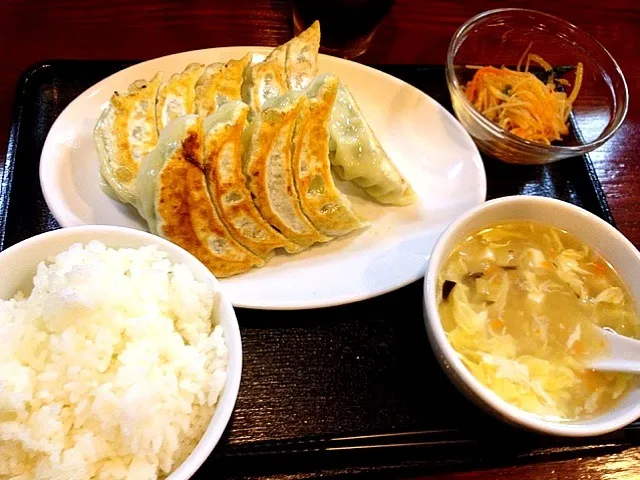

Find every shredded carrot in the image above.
[489,319,504,332]
[463,52,584,145]
[516,42,532,72]
[528,54,553,72]
[591,261,608,276]
[571,340,585,355]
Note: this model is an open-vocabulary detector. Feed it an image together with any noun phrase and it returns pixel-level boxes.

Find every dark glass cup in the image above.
[292,0,395,59]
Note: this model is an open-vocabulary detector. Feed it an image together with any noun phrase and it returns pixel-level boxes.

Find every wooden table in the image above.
[1,0,639,478]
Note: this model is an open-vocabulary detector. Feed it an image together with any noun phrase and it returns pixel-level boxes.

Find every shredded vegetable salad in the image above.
[463,48,583,145]
[437,222,638,421]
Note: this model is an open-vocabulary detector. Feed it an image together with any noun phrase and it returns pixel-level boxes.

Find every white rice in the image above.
[0,241,228,480]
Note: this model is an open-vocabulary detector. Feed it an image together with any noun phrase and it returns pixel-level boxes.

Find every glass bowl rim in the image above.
[445,7,629,155]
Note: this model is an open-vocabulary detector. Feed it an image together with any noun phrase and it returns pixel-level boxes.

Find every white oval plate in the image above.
[40,47,486,310]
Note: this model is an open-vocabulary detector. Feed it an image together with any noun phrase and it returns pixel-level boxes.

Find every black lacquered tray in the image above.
[1,61,635,479]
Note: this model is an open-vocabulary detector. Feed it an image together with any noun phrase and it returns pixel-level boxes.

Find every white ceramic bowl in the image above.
[424,195,640,436]
[0,226,242,478]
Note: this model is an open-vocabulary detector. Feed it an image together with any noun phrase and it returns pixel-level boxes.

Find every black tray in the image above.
[1,61,635,479]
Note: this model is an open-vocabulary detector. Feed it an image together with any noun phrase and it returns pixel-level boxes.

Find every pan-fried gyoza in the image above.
[94,21,416,277]
[203,101,296,258]
[136,115,263,277]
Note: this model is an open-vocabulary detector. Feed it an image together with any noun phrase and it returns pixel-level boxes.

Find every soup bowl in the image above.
[423,195,640,436]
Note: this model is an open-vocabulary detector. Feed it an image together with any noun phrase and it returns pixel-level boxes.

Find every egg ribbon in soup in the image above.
[437,221,639,421]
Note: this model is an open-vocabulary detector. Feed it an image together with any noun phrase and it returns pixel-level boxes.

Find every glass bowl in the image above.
[446,8,628,165]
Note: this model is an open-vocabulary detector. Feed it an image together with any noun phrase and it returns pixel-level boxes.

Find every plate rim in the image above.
[39,47,487,309]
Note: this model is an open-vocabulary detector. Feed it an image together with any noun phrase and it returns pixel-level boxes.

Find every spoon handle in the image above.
[588,329,640,374]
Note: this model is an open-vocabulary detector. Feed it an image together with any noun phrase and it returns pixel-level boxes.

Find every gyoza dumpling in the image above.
[329,84,417,206]
[195,54,252,117]
[266,20,320,91]
[292,74,367,236]
[242,21,320,114]
[203,101,296,257]
[94,73,163,205]
[137,114,263,277]
[243,92,330,250]
[241,58,288,115]
[156,63,205,132]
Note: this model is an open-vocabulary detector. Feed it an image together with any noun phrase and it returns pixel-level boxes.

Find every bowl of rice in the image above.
[0,225,242,479]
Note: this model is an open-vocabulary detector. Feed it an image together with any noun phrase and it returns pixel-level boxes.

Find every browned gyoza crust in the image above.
[156,116,263,277]
[94,73,163,205]
[242,58,289,115]
[243,94,331,250]
[243,21,321,116]
[203,102,295,258]
[292,74,366,236]
[195,54,252,117]
[266,20,320,91]
[156,63,206,132]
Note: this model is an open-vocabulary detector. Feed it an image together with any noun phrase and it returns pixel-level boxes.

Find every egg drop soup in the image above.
[437,221,639,421]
